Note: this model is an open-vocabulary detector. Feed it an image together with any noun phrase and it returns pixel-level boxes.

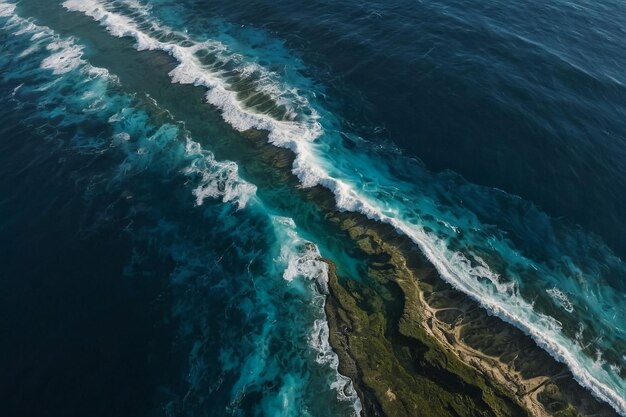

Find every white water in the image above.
[1,2,363,415]
[1,0,256,211]
[26,0,626,413]
[273,215,363,415]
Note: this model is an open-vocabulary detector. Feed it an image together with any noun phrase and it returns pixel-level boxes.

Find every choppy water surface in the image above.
[1,0,625,415]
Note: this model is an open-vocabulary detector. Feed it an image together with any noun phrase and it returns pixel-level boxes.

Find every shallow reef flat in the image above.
[242,130,618,417]
[321,212,618,417]
[130,82,619,416]
[3,1,626,415]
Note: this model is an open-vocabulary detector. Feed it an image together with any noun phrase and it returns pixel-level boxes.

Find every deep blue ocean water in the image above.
[1,0,625,415]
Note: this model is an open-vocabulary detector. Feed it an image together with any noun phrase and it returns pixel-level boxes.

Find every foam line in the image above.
[1,0,256,212]
[273,216,363,415]
[61,1,626,413]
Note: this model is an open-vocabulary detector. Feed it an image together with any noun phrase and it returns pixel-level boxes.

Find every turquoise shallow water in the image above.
[1,0,625,415]
[0,6,360,415]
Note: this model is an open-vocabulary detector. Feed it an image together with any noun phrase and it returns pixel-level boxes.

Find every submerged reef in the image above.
[321,211,618,417]
[236,128,618,417]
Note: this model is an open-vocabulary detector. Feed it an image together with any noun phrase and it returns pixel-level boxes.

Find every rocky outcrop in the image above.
[321,212,617,417]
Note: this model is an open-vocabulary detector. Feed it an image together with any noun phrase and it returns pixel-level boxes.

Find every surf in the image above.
[58,1,626,414]
[0,5,364,413]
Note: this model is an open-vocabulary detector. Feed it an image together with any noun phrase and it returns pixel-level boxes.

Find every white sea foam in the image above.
[62,0,325,186]
[273,216,363,415]
[113,132,131,142]
[64,1,626,414]
[183,140,256,210]
[437,219,460,234]
[18,43,41,58]
[277,221,328,290]
[326,177,626,414]
[0,1,110,82]
[546,287,575,313]
[311,319,363,406]
[1,0,255,216]
[0,1,15,18]
[41,40,84,75]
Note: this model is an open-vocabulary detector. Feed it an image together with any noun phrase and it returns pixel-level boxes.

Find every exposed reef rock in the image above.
[235,130,618,417]
[320,211,618,417]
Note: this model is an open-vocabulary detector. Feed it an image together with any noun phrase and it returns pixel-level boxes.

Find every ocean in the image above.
[0,0,624,416]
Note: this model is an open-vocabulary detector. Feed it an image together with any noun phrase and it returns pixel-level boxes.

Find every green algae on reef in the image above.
[322,219,529,417]
[319,210,618,417]
[233,130,617,417]
[92,86,618,416]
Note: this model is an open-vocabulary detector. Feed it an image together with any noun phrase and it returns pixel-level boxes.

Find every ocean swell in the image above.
[23,0,626,414]
[1,3,370,414]
[1,0,256,212]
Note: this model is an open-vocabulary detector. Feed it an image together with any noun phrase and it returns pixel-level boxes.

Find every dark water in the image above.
[193,0,626,257]
[0,0,625,415]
